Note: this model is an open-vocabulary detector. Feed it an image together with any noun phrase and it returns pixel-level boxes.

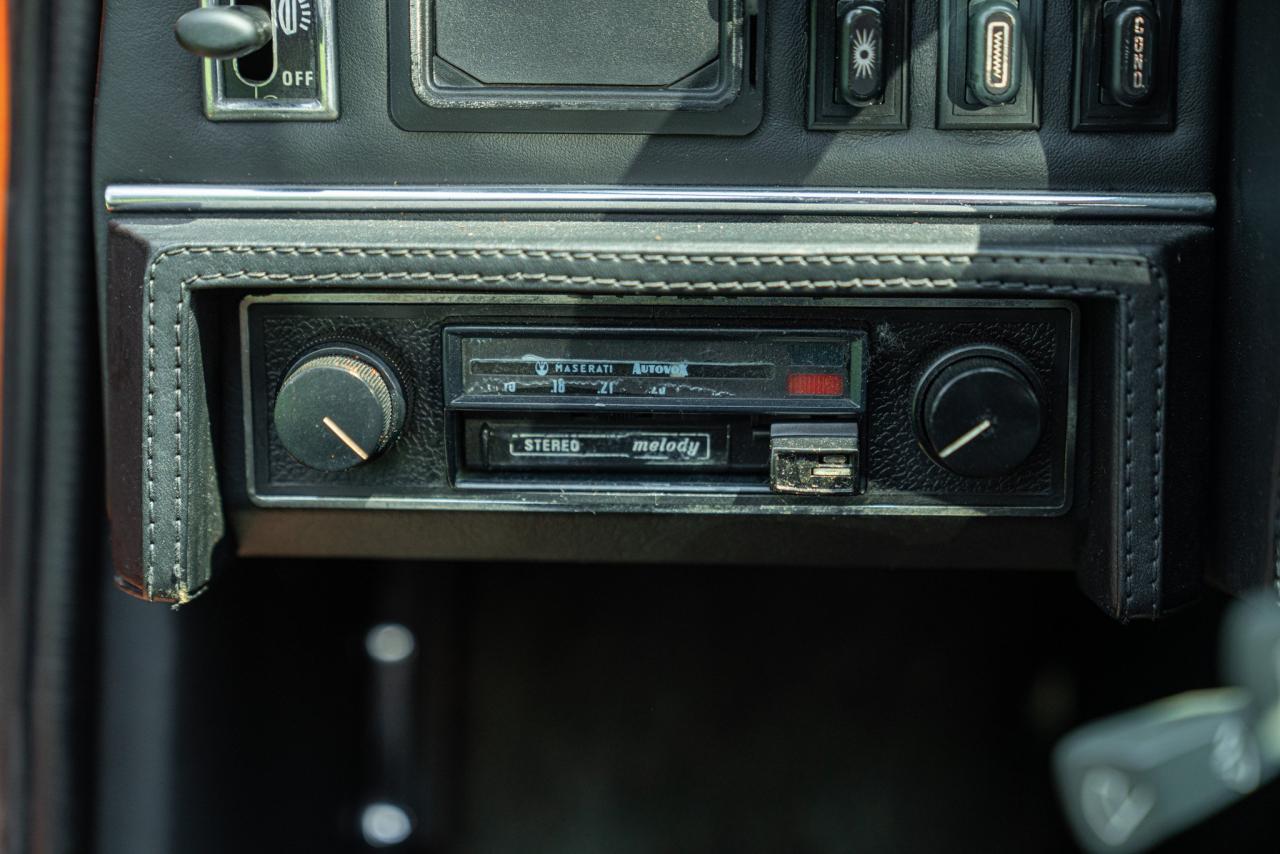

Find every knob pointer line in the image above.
[322,416,370,461]
[937,418,994,459]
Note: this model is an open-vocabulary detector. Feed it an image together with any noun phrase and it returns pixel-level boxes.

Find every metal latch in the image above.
[768,423,860,495]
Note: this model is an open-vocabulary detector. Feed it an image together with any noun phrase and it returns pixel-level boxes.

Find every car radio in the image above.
[448,326,865,494]
[240,294,1075,515]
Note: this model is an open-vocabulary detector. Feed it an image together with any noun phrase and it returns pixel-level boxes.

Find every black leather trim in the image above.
[105,220,1171,620]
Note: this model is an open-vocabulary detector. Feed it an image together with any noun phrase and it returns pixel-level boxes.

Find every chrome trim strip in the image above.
[104,184,1215,219]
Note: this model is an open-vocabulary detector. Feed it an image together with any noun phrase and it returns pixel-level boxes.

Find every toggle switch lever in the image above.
[174,5,273,60]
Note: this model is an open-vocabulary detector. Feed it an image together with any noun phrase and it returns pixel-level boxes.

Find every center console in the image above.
[94,0,1219,619]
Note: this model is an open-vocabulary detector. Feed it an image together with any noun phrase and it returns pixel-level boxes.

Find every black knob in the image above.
[917,348,1043,478]
[175,5,273,60]
[273,346,406,472]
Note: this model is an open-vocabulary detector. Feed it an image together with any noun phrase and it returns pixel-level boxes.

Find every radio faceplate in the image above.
[445,326,867,414]
[241,294,1076,514]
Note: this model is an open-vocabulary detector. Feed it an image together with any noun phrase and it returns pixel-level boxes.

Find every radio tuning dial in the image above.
[272,346,406,472]
[917,348,1044,478]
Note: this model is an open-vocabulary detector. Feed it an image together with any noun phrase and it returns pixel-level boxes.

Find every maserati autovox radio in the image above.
[241,294,1074,515]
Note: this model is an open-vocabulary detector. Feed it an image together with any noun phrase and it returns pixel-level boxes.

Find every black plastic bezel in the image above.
[388,0,765,135]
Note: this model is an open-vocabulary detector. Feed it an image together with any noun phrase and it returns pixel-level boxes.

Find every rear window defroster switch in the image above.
[968,0,1023,105]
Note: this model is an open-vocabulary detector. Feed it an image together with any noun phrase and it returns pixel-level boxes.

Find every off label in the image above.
[282,70,316,88]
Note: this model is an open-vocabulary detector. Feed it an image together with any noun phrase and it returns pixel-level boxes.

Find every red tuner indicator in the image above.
[787,372,846,397]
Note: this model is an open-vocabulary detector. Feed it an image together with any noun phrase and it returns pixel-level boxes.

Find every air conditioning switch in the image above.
[1103,0,1159,106]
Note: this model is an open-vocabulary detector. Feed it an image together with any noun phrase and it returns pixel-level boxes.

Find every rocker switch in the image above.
[1103,0,1159,106]
[967,0,1023,105]
[838,2,886,104]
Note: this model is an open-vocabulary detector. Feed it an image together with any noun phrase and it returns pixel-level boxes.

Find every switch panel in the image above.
[1073,0,1178,131]
[937,0,1043,130]
[808,0,910,130]
[177,0,338,121]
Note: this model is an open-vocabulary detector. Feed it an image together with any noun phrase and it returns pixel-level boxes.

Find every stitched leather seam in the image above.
[144,251,158,584]
[183,276,1136,294]
[1123,296,1135,611]
[189,270,967,289]
[142,246,1159,610]
[174,286,185,596]
[1152,269,1167,615]
[138,244,1151,269]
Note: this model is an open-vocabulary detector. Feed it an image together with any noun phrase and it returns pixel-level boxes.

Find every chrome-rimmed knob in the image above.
[272,346,407,472]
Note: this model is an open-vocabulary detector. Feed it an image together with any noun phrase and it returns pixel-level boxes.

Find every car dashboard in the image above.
[2,1,1279,852]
